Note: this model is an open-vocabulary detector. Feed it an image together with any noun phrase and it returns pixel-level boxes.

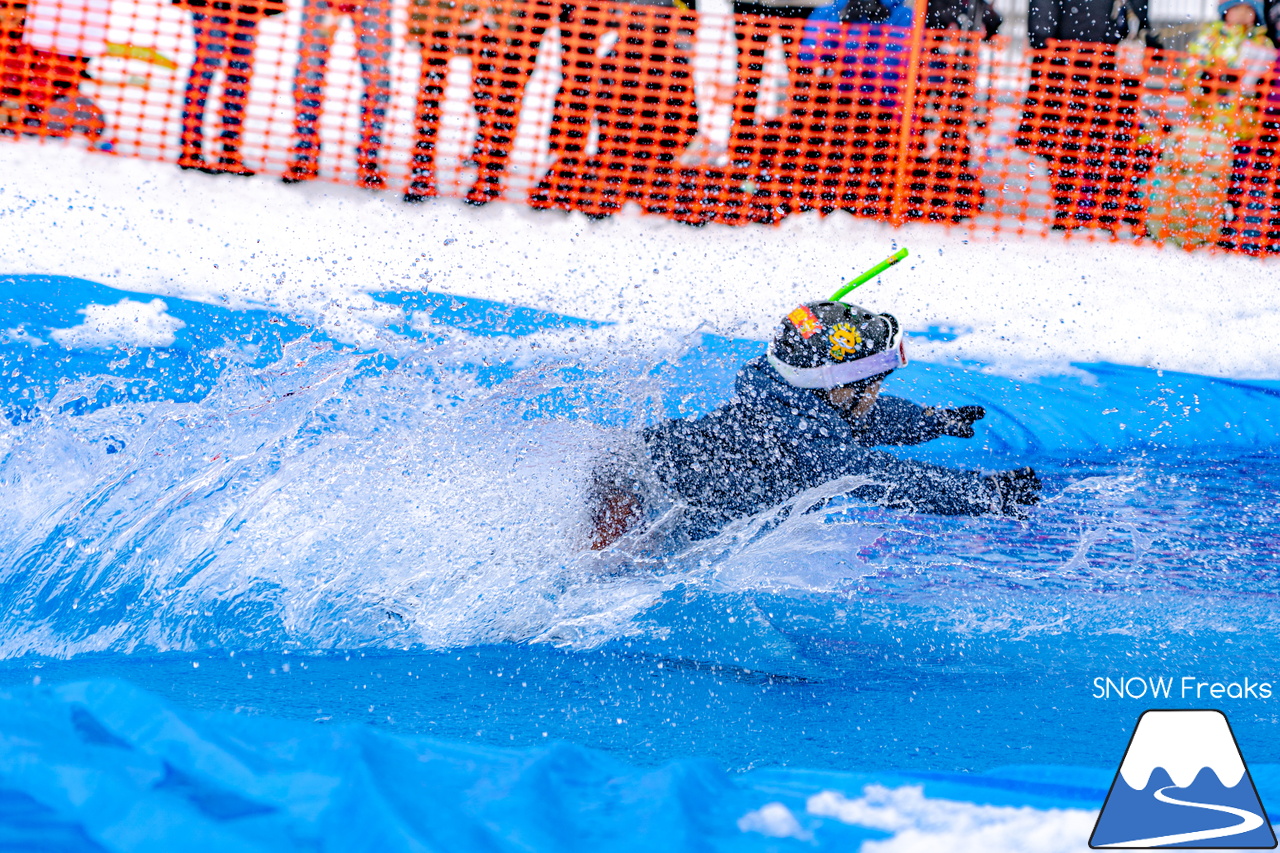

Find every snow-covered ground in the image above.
[1,141,1273,381]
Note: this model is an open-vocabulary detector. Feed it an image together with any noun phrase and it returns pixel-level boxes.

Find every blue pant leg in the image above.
[1224,142,1266,252]
[218,17,260,147]
[182,13,228,155]
[354,0,393,167]
[292,0,333,158]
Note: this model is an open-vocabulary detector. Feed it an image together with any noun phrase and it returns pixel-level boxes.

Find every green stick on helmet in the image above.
[831,247,909,303]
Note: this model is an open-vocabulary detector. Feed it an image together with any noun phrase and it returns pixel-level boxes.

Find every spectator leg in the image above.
[1108,73,1146,227]
[727,17,798,223]
[212,16,259,174]
[1261,139,1280,253]
[469,14,546,204]
[1222,143,1266,253]
[530,3,596,209]
[796,57,839,214]
[650,35,699,218]
[607,12,699,217]
[287,0,333,181]
[354,0,393,188]
[181,13,226,167]
[406,37,454,201]
[729,18,768,160]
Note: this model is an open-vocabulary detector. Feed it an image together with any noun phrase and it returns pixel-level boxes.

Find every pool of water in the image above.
[3,273,1280,850]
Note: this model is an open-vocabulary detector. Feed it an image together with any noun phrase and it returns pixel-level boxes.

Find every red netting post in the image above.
[887,0,926,226]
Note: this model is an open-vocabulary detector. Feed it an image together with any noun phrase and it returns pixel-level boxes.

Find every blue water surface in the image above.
[3,274,1280,850]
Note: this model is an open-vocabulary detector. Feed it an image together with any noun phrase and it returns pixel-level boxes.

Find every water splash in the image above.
[3,276,1280,665]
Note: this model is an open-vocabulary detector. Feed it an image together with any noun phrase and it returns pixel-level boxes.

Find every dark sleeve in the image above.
[842,450,1001,516]
[1126,0,1151,36]
[1027,0,1057,48]
[840,0,892,23]
[849,394,945,447]
[981,0,1003,37]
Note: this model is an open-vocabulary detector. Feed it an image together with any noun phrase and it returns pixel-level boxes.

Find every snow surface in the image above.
[47,297,186,348]
[737,802,813,840]
[1,141,1276,382]
[809,786,1097,853]
[688,786,1123,853]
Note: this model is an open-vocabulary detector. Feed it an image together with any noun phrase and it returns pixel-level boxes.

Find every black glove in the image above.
[991,467,1042,518]
[928,405,986,439]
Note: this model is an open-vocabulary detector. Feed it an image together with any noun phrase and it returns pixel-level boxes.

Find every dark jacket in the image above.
[801,0,912,112]
[927,0,1002,37]
[1027,0,1150,48]
[641,356,1000,537]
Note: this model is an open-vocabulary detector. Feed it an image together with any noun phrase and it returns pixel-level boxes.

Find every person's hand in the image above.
[929,405,986,438]
[991,467,1041,518]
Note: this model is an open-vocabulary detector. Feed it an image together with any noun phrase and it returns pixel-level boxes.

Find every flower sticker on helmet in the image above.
[787,306,823,339]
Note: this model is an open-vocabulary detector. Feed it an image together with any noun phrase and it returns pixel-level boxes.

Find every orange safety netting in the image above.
[3,0,1280,253]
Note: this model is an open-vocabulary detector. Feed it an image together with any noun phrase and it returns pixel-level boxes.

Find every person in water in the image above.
[588,300,1041,550]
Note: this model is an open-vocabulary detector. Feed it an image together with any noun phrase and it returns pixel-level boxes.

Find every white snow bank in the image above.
[737,802,813,840]
[808,785,1096,852]
[49,297,185,349]
[1,142,1276,379]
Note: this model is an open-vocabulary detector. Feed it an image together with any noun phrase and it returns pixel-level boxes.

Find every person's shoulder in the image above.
[1202,20,1229,37]
[735,356,853,432]
[733,354,791,397]
[1187,21,1220,53]
[884,0,912,26]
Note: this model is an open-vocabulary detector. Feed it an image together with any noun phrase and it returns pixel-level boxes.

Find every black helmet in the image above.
[768,301,906,389]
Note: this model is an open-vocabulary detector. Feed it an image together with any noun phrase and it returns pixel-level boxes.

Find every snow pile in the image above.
[48,297,186,348]
[737,802,813,839]
[2,142,1277,380]
[808,786,1096,853]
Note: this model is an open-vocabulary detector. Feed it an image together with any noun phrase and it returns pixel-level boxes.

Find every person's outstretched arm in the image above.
[851,395,986,447]
[839,449,1041,517]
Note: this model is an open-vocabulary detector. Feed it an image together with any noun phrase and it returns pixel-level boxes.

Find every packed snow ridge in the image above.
[2,142,1277,381]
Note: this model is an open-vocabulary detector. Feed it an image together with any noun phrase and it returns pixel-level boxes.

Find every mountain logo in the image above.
[1091,709,1276,849]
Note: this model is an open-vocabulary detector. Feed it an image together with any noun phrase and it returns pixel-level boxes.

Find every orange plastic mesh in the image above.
[3,0,1279,253]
